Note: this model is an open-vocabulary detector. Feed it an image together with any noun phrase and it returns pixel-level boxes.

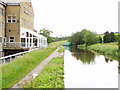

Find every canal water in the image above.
[64,48,119,88]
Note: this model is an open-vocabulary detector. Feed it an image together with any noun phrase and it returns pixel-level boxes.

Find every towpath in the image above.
[12,48,60,88]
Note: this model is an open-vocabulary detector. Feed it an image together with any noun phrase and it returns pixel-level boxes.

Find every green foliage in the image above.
[69,29,98,47]
[49,40,67,48]
[103,31,116,43]
[49,36,70,43]
[110,32,116,42]
[39,28,53,38]
[98,36,102,43]
[58,46,65,53]
[83,30,99,46]
[79,43,118,60]
[69,31,83,47]
[39,28,53,44]
[118,33,120,60]
[25,57,64,88]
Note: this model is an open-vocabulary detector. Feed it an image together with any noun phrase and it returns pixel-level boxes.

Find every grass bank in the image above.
[2,47,56,88]
[1,40,67,88]
[79,43,118,60]
[25,57,64,88]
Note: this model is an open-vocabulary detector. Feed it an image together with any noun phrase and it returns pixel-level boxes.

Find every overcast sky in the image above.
[31,0,119,37]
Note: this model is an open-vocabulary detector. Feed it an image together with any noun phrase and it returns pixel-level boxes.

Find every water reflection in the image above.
[64,47,118,88]
[105,58,114,63]
[70,48,96,65]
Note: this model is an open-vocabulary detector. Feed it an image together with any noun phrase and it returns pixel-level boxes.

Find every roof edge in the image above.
[0,1,6,6]
[6,3,20,5]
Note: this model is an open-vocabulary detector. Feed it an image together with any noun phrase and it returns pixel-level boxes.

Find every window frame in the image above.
[9,37,15,43]
[0,36,3,43]
[7,15,17,23]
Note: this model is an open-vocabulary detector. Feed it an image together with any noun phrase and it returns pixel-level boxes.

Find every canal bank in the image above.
[1,40,66,88]
[24,46,65,88]
[64,47,119,88]
[79,43,119,61]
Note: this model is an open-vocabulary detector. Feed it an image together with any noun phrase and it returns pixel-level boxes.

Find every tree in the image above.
[103,31,111,43]
[103,31,116,43]
[39,28,53,44]
[69,29,99,47]
[69,32,82,47]
[109,32,116,42]
[83,30,99,47]
[98,36,102,43]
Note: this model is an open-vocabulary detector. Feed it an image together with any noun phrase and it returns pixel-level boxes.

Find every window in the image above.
[26,32,29,37]
[24,7,29,15]
[0,37,3,43]
[12,16,16,23]
[9,37,15,42]
[2,22,4,30]
[0,22,2,29]
[0,8,2,15]
[7,16,17,23]
[22,33,24,35]
[8,16,12,22]
[0,22,4,30]
[0,8,4,16]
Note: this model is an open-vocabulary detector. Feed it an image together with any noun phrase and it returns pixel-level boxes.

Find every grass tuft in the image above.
[25,57,64,88]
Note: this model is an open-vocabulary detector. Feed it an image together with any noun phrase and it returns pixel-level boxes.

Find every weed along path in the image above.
[12,48,60,88]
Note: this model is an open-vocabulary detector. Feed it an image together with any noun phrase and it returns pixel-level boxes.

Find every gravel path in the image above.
[12,48,60,88]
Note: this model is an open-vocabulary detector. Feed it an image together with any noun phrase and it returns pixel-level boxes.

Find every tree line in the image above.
[68,29,118,47]
[39,28,69,44]
[39,28,119,46]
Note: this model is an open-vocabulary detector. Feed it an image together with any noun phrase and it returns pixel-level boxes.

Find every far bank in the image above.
[79,43,119,61]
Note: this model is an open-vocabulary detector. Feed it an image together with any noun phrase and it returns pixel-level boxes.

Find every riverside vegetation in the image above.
[79,43,118,60]
[25,57,64,88]
[1,40,66,88]
[68,29,119,60]
[25,42,65,88]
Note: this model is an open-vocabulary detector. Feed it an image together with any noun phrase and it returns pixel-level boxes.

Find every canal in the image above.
[64,48,119,88]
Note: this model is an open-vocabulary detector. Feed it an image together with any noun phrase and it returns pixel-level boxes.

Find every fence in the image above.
[0,49,37,65]
[3,42,47,49]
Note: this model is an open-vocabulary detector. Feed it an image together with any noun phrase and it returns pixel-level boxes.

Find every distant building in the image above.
[0,0,47,56]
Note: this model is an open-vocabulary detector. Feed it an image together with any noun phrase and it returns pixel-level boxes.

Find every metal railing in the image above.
[0,49,37,65]
[3,42,47,49]
[4,42,32,48]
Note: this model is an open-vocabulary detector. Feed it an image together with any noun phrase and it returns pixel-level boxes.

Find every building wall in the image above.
[20,2,34,31]
[0,4,5,36]
[5,1,34,43]
[5,5,20,42]
[0,3,5,57]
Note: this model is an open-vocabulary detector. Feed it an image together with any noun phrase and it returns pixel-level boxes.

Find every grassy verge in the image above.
[2,47,56,88]
[58,46,65,53]
[49,40,67,48]
[1,40,67,88]
[25,57,64,88]
[79,43,118,60]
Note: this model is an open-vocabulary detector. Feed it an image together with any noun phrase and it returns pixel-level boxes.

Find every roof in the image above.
[21,27,47,39]
[0,1,6,6]
[1,0,31,3]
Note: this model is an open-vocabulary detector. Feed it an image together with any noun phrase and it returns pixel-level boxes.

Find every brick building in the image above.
[0,0,47,56]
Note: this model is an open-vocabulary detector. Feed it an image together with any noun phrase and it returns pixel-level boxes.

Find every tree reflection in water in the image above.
[105,58,113,63]
[70,48,96,65]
